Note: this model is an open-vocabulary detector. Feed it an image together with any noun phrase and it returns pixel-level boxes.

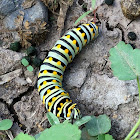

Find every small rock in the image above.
[0,47,24,75]
[121,0,140,19]
[0,69,22,85]
[0,0,23,16]
[0,102,13,120]
[3,0,48,29]
[127,32,137,41]
[26,77,32,83]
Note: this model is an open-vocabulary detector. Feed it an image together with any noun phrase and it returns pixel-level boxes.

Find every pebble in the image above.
[121,0,140,19]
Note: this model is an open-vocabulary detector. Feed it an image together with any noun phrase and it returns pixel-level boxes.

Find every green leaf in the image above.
[34,132,41,140]
[74,116,92,127]
[104,134,114,140]
[81,128,98,140]
[92,0,96,9]
[85,115,111,136]
[27,65,34,72]
[21,58,29,66]
[74,10,92,25]
[14,133,35,140]
[0,119,13,130]
[97,134,114,140]
[46,112,60,126]
[38,123,81,140]
[109,41,140,80]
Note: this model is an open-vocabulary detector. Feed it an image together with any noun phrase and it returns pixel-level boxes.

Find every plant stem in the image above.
[124,119,140,140]
[125,76,140,140]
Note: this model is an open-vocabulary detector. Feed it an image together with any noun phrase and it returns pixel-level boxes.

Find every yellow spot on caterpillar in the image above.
[57,44,61,48]
[55,86,59,89]
[73,40,76,44]
[66,35,70,38]
[61,92,65,95]
[60,103,63,106]
[66,93,69,96]
[59,82,62,86]
[53,71,57,75]
[52,80,56,82]
[82,33,85,37]
[43,81,47,85]
[60,75,63,79]
[63,66,66,69]
[70,100,72,102]
[48,109,50,112]
[65,49,69,54]
[66,99,69,102]
[86,24,90,26]
[57,107,61,111]
[48,102,51,106]
[77,28,81,30]
[91,28,94,32]
[67,113,71,117]
[70,55,72,59]
[93,33,95,36]
[47,89,51,94]
[57,114,60,117]
[52,97,56,101]
[43,70,48,74]
[77,47,79,51]
[39,85,41,90]
[43,96,46,104]
[57,61,61,65]
[49,57,53,61]
[85,39,87,43]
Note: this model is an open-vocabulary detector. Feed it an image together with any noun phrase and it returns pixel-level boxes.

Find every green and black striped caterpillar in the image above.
[37,22,99,120]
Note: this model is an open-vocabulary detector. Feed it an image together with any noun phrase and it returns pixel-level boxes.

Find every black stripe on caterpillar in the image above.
[37,22,99,120]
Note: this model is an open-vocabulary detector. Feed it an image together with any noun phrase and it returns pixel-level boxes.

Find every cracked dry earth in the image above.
[0,0,140,139]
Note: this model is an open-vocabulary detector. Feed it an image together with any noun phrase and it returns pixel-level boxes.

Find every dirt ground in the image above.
[0,0,140,139]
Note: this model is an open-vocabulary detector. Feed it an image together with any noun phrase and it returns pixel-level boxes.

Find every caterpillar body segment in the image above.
[37,22,99,120]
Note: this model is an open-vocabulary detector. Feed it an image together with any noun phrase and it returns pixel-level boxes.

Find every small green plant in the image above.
[27,46,37,56]
[0,119,13,130]
[75,0,96,25]
[2,112,113,140]
[21,57,34,72]
[109,41,140,140]
[10,42,21,52]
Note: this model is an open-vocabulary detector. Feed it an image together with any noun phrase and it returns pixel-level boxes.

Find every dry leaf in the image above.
[15,15,24,27]
[22,0,36,9]
[24,21,30,29]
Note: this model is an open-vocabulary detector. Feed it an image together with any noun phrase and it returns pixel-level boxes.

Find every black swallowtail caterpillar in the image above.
[37,22,99,120]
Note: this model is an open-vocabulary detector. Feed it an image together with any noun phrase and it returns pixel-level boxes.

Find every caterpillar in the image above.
[37,22,99,120]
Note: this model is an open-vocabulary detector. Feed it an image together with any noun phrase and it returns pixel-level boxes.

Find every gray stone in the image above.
[0,75,28,104]
[4,0,48,29]
[14,89,47,133]
[79,74,137,110]
[0,69,22,85]
[0,102,13,120]
[0,0,23,16]
[121,0,140,19]
[0,47,24,75]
